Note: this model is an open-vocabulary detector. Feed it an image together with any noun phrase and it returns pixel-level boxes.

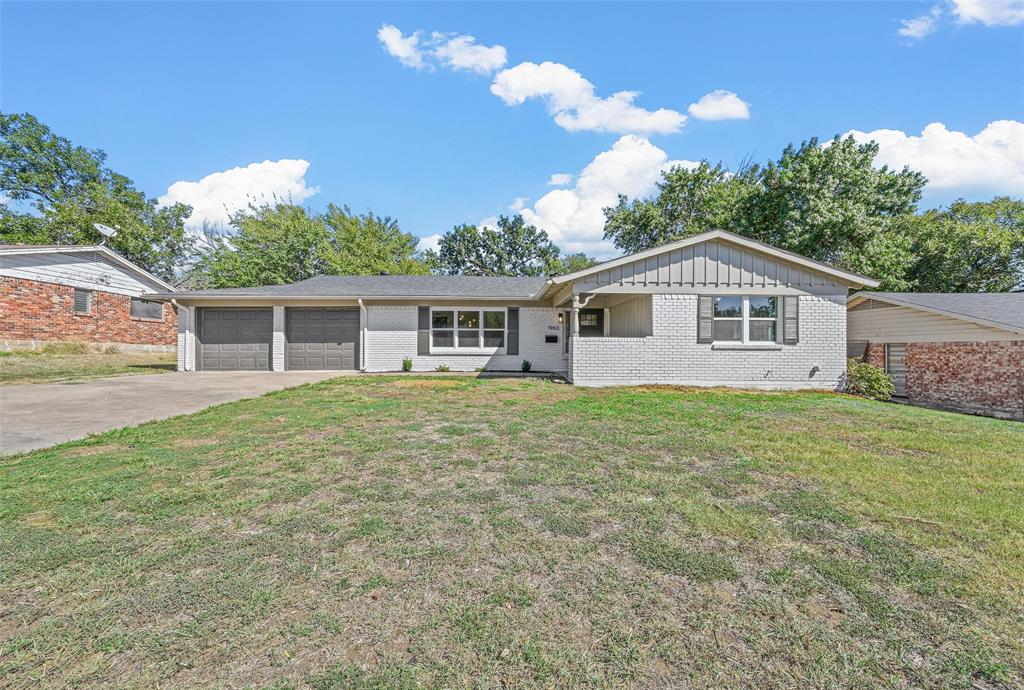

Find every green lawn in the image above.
[0,349,176,385]
[1,377,1021,689]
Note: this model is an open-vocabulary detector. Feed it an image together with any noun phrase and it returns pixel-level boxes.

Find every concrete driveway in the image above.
[0,371,344,455]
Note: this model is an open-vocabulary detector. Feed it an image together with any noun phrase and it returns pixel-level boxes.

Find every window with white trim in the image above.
[431,308,505,351]
[713,296,779,343]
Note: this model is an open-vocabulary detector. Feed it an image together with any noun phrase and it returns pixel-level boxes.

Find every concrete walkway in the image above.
[0,371,343,455]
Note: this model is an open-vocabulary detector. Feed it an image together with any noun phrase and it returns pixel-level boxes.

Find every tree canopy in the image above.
[194,202,430,288]
[602,134,1022,292]
[0,113,193,280]
[425,215,597,277]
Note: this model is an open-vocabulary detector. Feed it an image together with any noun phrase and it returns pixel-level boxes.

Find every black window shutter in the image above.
[506,307,519,355]
[697,295,713,343]
[783,296,799,344]
[417,306,430,355]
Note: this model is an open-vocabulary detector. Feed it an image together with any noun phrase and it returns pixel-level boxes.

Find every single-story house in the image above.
[0,244,177,352]
[848,292,1023,420]
[151,230,878,388]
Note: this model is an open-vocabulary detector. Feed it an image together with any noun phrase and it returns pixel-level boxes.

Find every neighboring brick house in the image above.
[0,245,177,352]
[149,230,877,390]
[848,292,1023,421]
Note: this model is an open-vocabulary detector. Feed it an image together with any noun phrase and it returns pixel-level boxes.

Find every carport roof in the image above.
[156,274,549,300]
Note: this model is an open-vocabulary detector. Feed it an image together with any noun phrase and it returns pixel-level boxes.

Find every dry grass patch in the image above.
[0,376,1020,689]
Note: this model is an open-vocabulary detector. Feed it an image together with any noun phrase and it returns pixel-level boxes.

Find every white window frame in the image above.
[429,307,507,354]
[713,296,780,345]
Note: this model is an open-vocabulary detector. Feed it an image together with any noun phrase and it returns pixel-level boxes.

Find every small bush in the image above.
[102,344,121,355]
[435,365,450,372]
[846,358,895,401]
[401,357,413,372]
[474,366,486,372]
[521,360,532,373]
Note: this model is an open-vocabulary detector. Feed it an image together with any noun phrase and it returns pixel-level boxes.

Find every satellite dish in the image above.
[93,223,118,245]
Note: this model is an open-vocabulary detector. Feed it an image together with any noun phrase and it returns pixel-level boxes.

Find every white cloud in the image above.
[899,5,943,38]
[378,24,507,74]
[518,135,697,257]
[509,196,529,211]
[158,159,319,232]
[897,0,1022,39]
[845,120,1024,194]
[416,233,442,253]
[479,216,499,230]
[432,32,507,74]
[547,173,573,186]
[490,61,686,135]
[950,0,1024,25]
[687,90,751,121]
[377,24,427,70]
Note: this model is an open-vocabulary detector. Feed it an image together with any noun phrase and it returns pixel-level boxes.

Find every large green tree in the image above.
[428,215,563,276]
[322,204,429,275]
[194,202,432,288]
[603,162,755,254]
[0,113,193,280]
[602,136,927,289]
[902,197,1024,292]
[196,203,330,288]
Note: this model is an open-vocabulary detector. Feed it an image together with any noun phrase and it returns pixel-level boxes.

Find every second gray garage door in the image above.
[286,308,359,370]
[198,308,273,371]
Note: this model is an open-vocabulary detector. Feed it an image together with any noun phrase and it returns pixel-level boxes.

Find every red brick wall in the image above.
[865,343,885,369]
[906,341,1023,421]
[0,276,177,346]
[863,340,1023,421]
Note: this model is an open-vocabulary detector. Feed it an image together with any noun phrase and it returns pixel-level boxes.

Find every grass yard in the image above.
[0,348,176,385]
[0,376,1021,689]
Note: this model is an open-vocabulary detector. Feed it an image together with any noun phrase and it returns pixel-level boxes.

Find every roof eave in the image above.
[0,244,177,292]
[849,292,1024,335]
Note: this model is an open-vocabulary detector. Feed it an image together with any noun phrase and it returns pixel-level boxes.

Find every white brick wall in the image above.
[570,293,847,389]
[364,305,568,372]
[272,306,285,372]
[176,306,195,371]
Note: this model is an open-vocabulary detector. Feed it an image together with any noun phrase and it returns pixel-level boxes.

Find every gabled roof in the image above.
[0,244,176,292]
[154,274,547,300]
[848,292,1024,335]
[546,229,879,289]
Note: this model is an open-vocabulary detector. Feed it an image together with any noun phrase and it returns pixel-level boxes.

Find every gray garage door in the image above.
[286,308,359,370]
[198,308,273,371]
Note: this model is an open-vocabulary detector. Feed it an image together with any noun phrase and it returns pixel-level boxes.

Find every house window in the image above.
[580,312,598,327]
[712,297,742,341]
[713,296,779,343]
[748,296,777,342]
[73,289,92,315]
[130,298,163,320]
[431,308,505,351]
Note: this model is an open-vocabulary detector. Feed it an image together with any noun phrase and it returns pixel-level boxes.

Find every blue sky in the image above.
[2,1,1022,257]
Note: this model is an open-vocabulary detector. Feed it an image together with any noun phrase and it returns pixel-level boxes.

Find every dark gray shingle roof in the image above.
[165,274,549,299]
[860,292,1024,332]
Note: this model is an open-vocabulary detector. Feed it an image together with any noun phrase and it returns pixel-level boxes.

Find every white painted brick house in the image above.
[154,230,877,389]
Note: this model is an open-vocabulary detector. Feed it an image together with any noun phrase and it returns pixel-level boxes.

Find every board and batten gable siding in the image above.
[0,251,165,296]
[579,239,845,291]
[848,301,1020,343]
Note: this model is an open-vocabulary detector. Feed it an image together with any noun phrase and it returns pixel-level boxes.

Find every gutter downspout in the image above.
[170,299,189,372]
[357,299,366,372]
